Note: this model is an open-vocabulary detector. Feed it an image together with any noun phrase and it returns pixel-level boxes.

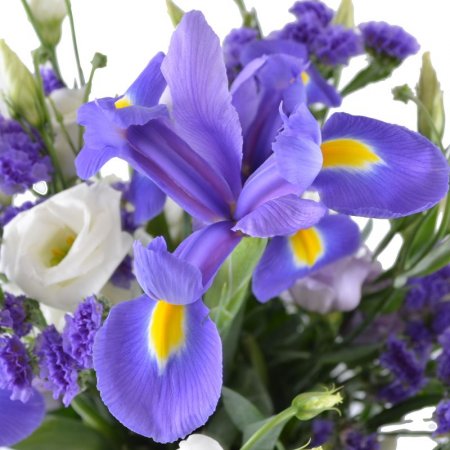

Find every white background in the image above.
[0,1,448,449]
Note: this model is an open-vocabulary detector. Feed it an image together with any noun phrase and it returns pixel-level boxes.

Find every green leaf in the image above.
[205,237,267,336]
[222,386,265,432]
[14,416,110,450]
[396,236,450,283]
[340,57,400,97]
[166,0,184,26]
[319,344,381,365]
[404,206,439,269]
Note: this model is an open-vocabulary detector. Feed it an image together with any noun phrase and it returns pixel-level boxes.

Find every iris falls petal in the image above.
[252,214,360,302]
[0,389,45,446]
[93,295,222,443]
[314,113,449,218]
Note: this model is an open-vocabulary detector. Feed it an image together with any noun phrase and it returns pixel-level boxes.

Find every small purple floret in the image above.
[289,1,334,26]
[345,431,380,450]
[434,400,450,436]
[0,293,31,337]
[36,326,79,406]
[360,21,419,61]
[62,296,103,370]
[110,255,135,290]
[0,116,52,195]
[40,66,65,96]
[0,201,39,227]
[0,335,33,402]
[310,418,334,447]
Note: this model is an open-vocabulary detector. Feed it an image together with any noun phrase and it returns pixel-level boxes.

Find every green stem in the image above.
[20,0,63,80]
[233,0,249,22]
[240,407,296,450]
[48,97,78,156]
[71,396,122,448]
[40,128,67,191]
[64,0,85,86]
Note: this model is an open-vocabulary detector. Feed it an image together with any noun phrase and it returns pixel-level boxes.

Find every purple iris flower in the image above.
[75,10,449,443]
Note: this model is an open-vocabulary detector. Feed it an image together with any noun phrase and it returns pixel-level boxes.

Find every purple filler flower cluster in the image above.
[35,297,103,405]
[435,399,450,436]
[39,66,65,96]
[360,21,419,61]
[345,431,380,450]
[0,201,39,227]
[0,293,32,337]
[276,0,363,66]
[0,335,33,402]
[0,116,52,195]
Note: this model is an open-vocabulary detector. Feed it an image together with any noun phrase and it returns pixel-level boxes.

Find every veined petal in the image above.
[314,113,449,218]
[161,11,243,199]
[133,239,204,305]
[127,120,234,222]
[252,214,360,302]
[273,104,323,190]
[129,172,166,225]
[303,65,341,107]
[175,221,243,288]
[0,389,45,447]
[235,156,302,219]
[232,53,307,175]
[240,39,308,66]
[233,195,326,238]
[94,295,222,443]
[75,99,167,180]
[125,52,166,107]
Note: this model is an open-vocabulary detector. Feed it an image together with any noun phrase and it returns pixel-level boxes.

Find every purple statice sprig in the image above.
[345,430,380,450]
[62,296,103,370]
[359,21,419,61]
[0,293,32,337]
[434,399,450,436]
[289,0,334,26]
[39,66,65,96]
[0,116,53,196]
[0,335,34,402]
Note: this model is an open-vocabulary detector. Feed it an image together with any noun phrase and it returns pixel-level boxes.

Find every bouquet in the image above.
[1,1,449,449]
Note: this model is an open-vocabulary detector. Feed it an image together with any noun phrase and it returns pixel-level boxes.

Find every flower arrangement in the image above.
[0,1,449,449]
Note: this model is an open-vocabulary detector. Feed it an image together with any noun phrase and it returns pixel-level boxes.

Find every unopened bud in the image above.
[0,40,44,127]
[28,0,67,47]
[292,388,343,421]
[392,84,414,104]
[417,52,445,143]
[166,0,184,27]
[333,0,354,28]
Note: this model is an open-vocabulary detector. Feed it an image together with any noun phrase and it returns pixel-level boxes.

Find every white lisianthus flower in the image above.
[281,247,381,314]
[0,182,132,311]
[48,87,85,179]
[177,434,224,450]
[28,0,67,46]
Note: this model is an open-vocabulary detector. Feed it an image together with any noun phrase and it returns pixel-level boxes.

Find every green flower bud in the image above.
[291,388,343,421]
[392,84,414,104]
[166,0,184,27]
[28,0,67,47]
[333,0,354,28]
[0,40,44,127]
[417,52,445,143]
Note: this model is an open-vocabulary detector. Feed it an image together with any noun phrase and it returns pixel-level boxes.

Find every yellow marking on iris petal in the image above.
[49,234,76,267]
[114,96,132,109]
[150,300,186,370]
[301,71,310,85]
[290,228,323,266]
[321,139,381,169]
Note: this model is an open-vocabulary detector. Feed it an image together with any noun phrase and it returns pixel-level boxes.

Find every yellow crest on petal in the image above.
[290,228,323,266]
[149,300,186,371]
[301,71,310,85]
[321,138,381,169]
[115,95,132,109]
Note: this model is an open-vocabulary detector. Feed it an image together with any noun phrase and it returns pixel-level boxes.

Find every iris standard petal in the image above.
[129,171,166,225]
[94,295,222,443]
[252,214,360,302]
[125,52,167,107]
[133,240,204,305]
[233,195,326,238]
[314,113,449,218]
[175,221,243,288]
[0,389,45,446]
[161,11,243,199]
[273,104,323,191]
[232,53,307,175]
[127,120,234,222]
[240,38,340,108]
